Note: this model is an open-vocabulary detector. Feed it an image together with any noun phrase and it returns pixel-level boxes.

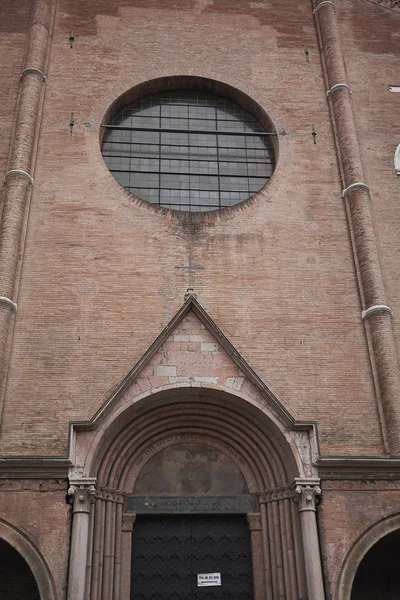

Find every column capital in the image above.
[122,513,137,532]
[293,478,321,512]
[97,486,124,504]
[259,485,292,504]
[247,512,262,531]
[68,478,97,514]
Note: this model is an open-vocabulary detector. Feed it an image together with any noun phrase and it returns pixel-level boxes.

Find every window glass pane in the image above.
[102,89,275,211]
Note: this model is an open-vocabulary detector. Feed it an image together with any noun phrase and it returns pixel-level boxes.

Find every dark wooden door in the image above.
[131,514,254,600]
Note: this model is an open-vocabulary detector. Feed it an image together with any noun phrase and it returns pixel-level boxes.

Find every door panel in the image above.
[131,514,254,600]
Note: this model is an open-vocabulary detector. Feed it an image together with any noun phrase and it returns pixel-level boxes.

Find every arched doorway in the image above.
[336,514,400,600]
[67,386,325,600]
[91,389,305,600]
[0,520,57,600]
[351,530,400,599]
[130,441,255,600]
[0,538,40,599]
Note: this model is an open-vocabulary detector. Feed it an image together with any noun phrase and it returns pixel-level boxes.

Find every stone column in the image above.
[120,514,136,600]
[0,0,55,414]
[312,0,400,454]
[67,478,97,600]
[247,513,266,600]
[294,479,325,600]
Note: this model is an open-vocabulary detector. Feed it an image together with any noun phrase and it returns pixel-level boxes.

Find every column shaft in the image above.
[312,0,400,454]
[295,481,325,600]
[0,0,55,413]
[247,513,266,600]
[67,480,97,600]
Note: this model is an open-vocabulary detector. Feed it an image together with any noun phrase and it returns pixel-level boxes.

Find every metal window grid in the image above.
[102,90,276,212]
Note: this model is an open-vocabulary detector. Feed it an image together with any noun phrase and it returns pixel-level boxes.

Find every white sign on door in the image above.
[197,573,221,587]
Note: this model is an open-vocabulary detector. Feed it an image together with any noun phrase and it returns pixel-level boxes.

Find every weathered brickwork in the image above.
[0,484,70,597]
[0,0,399,598]
[129,311,251,391]
[337,3,400,317]
[0,0,31,185]
[0,0,390,457]
[319,481,400,598]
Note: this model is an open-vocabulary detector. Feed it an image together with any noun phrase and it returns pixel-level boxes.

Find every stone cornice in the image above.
[317,457,400,480]
[0,458,70,479]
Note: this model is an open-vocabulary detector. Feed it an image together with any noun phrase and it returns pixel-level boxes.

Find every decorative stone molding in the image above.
[122,513,137,532]
[68,478,97,514]
[316,456,400,481]
[259,485,293,504]
[0,296,17,311]
[0,458,70,479]
[294,479,321,513]
[246,513,262,531]
[313,0,336,13]
[327,83,351,97]
[20,67,47,82]
[97,486,124,504]
[4,169,34,185]
[395,143,400,175]
[341,182,370,198]
[362,304,393,320]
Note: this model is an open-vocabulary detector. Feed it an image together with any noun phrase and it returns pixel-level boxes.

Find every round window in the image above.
[101,89,276,212]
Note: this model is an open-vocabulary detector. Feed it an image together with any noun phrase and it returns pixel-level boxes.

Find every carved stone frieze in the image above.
[289,429,319,479]
[258,485,293,504]
[97,486,124,504]
[68,478,97,514]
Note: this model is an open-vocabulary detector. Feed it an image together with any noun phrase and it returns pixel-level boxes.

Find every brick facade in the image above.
[0,0,399,598]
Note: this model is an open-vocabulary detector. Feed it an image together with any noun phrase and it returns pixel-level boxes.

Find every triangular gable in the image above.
[79,296,295,428]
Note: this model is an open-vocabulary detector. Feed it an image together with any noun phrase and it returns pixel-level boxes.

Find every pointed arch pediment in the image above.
[81,296,295,428]
[69,297,319,483]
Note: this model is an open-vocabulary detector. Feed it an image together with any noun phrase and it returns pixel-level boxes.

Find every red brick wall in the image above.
[319,479,400,598]
[337,0,400,364]
[0,481,70,598]
[0,0,397,458]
